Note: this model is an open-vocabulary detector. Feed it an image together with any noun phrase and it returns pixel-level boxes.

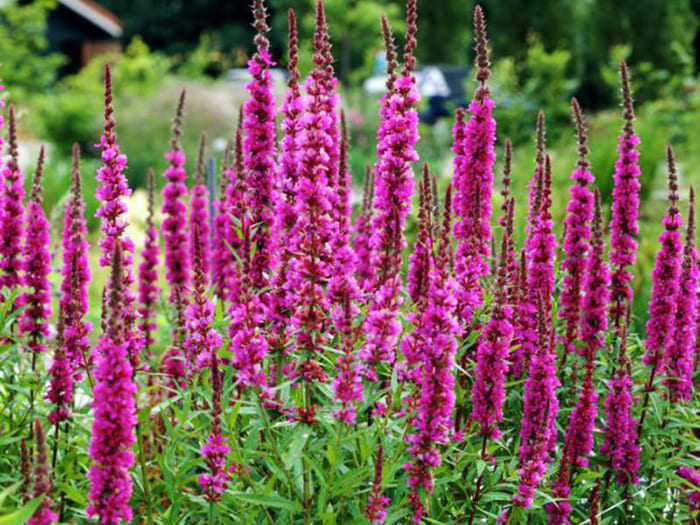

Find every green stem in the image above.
[135,421,155,525]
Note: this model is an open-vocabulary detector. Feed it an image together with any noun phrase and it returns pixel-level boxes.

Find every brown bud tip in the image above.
[172,89,186,148]
[287,9,299,85]
[536,110,546,167]
[30,146,45,203]
[571,97,590,170]
[666,144,678,206]
[619,60,635,133]
[473,5,491,86]
[502,137,512,195]
[402,0,418,73]
[686,186,695,244]
[253,0,270,47]
[381,15,398,86]
[196,132,207,185]
[7,104,17,159]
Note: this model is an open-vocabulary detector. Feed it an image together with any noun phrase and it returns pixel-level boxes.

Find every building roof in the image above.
[58,0,122,38]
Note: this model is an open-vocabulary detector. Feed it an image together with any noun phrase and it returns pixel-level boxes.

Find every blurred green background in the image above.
[1,0,699,330]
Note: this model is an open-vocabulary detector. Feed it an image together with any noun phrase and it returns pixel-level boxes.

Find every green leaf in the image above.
[0,496,44,525]
[283,427,309,471]
[229,492,302,512]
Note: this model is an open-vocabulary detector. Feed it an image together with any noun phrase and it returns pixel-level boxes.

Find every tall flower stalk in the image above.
[361,0,419,378]
[0,105,24,295]
[559,98,595,355]
[190,133,210,278]
[609,60,641,327]
[243,0,277,289]
[88,244,137,524]
[61,145,91,379]
[405,187,459,523]
[452,4,496,328]
[138,169,160,355]
[162,90,190,303]
[95,64,141,365]
[663,187,697,401]
[27,419,57,525]
[18,146,52,354]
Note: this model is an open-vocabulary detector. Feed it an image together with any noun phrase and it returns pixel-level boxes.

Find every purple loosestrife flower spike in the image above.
[609,61,642,327]
[510,249,536,377]
[282,0,337,404]
[644,145,683,371]
[198,349,231,501]
[244,0,277,289]
[190,133,211,277]
[162,90,190,302]
[61,145,91,378]
[527,111,546,232]
[601,323,640,485]
[18,147,52,353]
[405,186,459,523]
[677,466,700,518]
[0,105,24,294]
[452,4,497,328]
[664,187,697,400]
[365,445,390,524]
[330,113,363,423]
[20,437,31,503]
[562,191,607,471]
[500,138,512,225]
[560,98,595,354]
[95,64,142,366]
[361,2,420,377]
[515,297,560,508]
[138,169,160,354]
[230,227,269,388]
[27,419,57,525]
[471,228,514,440]
[407,164,434,305]
[88,243,137,524]
[46,309,72,424]
[527,153,557,312]
[212,142,237,304]
[353,164,375,291]
[184,223,221,372]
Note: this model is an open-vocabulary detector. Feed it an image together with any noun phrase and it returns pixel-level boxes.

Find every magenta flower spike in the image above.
[330,114,362,423]
[644,146,683,371]
[276,9,303,240]
[510,250,537,376]
[95,64,142,365]
[404,186,459,523]
[184,223,221,372]
[515,297,560,508]
[677,466,700,517]
[526,111,546,238]
[562,191,607,471]
[88,244,137,524]
[353,164,375,291]
[609,61,642,327]
[365,445,390,524]
[47,306,72,424]
[407,165,434,305]
[528,153,557,312]
[190,133,211,278]
[138,169,160,354]
[360,0,420,378]
[212,142,232,302]
[0,105,25,295]
[18,147,52,354]
[471,229,514,440]
[243,0,277,289]
[560,98,595,354]
[452,4,496,328]
[161,289,187,390]
[198,348,231,501]
[664,188,697,400]
[162,90,190,302]
[229,227,269,388]
[27,420,58,525]
[61,145,92,378]
[601,328,640,485]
